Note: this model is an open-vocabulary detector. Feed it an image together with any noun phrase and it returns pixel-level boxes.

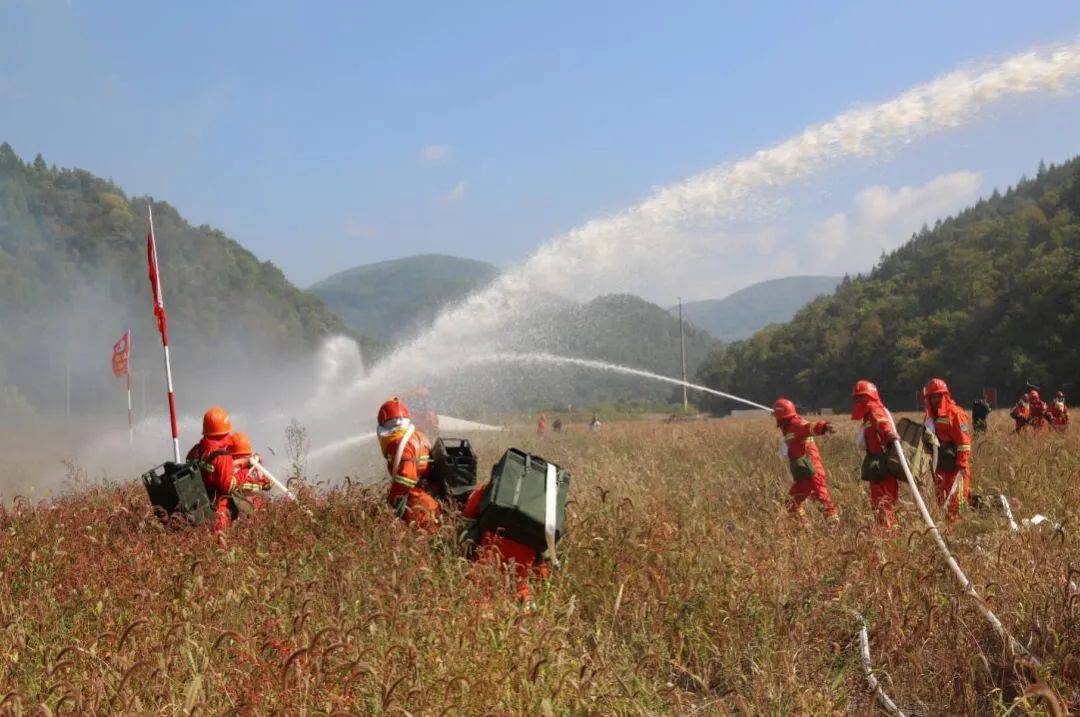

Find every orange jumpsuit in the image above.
[1028,398,1050,431]
[187,436,237,537]
[778,416,838,521]
[1011,401,1031,433]
[187,436,234,498]
[383,428,441,531]
[1050,400,1070,432]
[208,462,271,536]
[855,401,901,529]
[926,396,972,520]
[462,480,549,602]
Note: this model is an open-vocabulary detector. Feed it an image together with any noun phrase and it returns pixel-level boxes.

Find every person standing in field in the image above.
[971,397,991,433]
[1049,391,1070,432]
[1026,390,1051,431]
[1010,393,1032,433]
[851,381,902,530]
[537,413,548,437]
[772,398,839,525]
[923,379,972,521]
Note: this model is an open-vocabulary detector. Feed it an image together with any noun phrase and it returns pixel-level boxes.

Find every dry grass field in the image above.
[0,412,1076,715]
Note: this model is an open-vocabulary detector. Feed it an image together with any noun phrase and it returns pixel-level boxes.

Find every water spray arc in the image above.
[460,352,773,412]
[313,353,770,463]
[354,37,1080,400]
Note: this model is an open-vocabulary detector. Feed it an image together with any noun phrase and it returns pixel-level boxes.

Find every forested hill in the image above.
[312,254,499,343]
[0,143,354,418]
[696,156,1080,412]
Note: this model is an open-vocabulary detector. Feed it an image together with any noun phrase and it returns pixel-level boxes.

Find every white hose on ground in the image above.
[851,611,907,717]
[998,494,1020,532]
[249,456,315,519]
[889,435,1034,661]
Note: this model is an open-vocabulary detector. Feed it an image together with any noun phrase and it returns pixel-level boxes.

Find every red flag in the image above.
[112,331,130,377]
[146,220,168,337]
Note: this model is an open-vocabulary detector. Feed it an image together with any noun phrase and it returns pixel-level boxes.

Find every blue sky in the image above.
[2,1,1080,297]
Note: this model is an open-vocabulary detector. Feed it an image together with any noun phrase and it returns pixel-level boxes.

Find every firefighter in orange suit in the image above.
[851,381,902,529]
[1027,390,1051,431]
[187,406,234,502]
[377,397,440,531]
[772,398,839,524]
[923,379,972,521]
[1010,394,1031,433]
[1049,391,1070,432]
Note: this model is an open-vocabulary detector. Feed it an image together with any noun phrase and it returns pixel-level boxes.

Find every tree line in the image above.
[697,156,1080,413]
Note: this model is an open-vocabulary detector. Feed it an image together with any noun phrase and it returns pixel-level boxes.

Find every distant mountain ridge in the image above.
[311,255,717,407]
[311,254,499,343]
[676,276,843,340]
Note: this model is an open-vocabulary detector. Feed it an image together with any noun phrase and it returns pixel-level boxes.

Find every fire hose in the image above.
[887,427,1034,662]
[249,455,315,519]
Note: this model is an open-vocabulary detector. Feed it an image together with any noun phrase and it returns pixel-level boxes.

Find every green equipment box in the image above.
[427,437,478,509]
[479,448,570,554]
[142,461,216,525]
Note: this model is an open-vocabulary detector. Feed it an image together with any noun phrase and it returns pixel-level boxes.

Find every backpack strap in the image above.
[390,425,418,487]
[194,448,229,473]
[544,462,558,566]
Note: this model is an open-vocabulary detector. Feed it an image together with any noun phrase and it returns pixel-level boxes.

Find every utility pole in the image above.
[679,298,688,413]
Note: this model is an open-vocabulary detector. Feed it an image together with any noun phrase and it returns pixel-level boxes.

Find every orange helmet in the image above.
[378,397,410,425]
[229,432,252,457]
[772,398,797,422]
[924,378,949,396]
[377,398,413,450]
[852,380,880,401]
[203,406,232,437]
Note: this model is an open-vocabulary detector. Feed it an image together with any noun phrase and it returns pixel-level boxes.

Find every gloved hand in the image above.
[823,422,837,434]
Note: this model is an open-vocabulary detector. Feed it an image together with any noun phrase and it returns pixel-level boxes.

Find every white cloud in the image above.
[420,144,452,162]
[808,170,982,271]
[444,180,467,202]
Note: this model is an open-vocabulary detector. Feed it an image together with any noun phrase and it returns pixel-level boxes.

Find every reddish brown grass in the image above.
[0,412,1075,714]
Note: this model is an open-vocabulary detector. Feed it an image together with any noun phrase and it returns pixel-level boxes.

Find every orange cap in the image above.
[203,406,232,437]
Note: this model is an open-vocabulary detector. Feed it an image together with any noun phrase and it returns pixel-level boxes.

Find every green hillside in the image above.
[696,156,1080,412]
[0,143,357,419]
[434,292,718,411]
[676,276,842,341]
[311,254,499,343]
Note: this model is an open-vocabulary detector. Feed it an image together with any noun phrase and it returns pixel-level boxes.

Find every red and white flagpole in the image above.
[146,206,182,462]
[126,330,134,446]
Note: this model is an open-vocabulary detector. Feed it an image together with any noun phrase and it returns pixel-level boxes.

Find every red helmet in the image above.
[772,398,797,421]
[852,380,880,401]
[924,378,949,396]
[377,397,410,425]
[1028,390,1040,402]
[203,406,232,437]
